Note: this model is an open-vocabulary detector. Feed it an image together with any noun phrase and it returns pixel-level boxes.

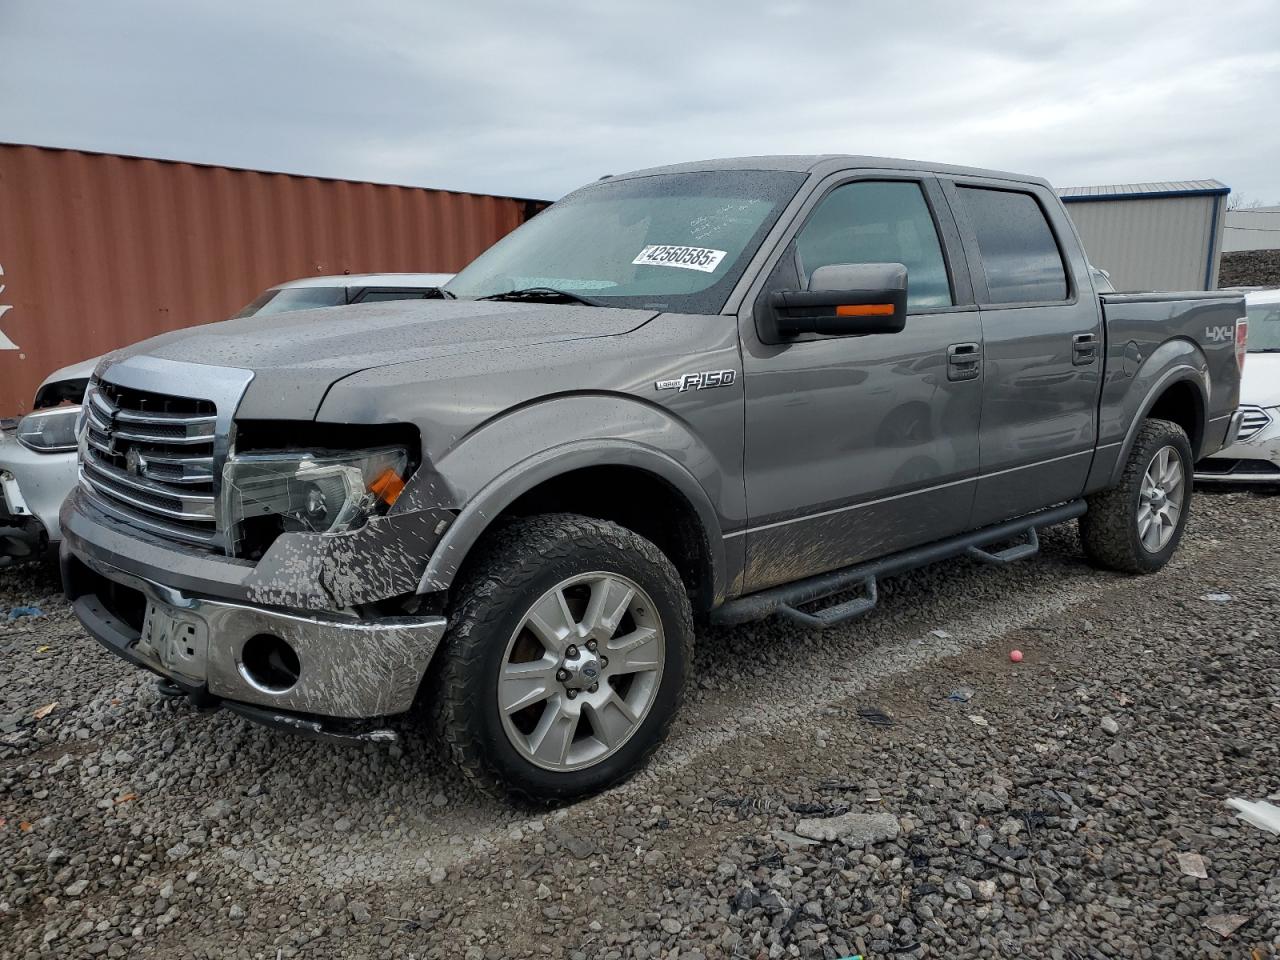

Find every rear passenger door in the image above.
[942,180,1103,526]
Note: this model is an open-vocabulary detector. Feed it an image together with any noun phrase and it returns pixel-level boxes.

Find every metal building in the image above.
[1057,180,1229,292]
[1224,205,1280,253]
[0,143,548,417]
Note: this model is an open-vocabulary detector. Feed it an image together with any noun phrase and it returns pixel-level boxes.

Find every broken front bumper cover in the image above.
[2,426,78,562]
[63,548,447,728]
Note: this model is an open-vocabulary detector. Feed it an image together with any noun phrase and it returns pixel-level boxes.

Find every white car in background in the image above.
[1195,287,1280,484]
[0,273,452,565]
[230,272,454,317]
[1090,265,1115,293]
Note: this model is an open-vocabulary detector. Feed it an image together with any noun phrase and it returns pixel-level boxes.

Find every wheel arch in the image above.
[419,440,727,611]
[1146,378,1206,454]
[1106,350,1210,488]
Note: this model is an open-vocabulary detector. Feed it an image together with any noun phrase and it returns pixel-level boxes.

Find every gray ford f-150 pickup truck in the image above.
[61,156,1246,802]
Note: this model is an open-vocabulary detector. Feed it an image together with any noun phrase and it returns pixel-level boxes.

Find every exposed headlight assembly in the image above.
[221,447,409,556]
[16,405,82,453]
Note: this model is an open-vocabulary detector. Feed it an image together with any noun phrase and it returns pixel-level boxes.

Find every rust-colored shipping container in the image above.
[0,143,546,416]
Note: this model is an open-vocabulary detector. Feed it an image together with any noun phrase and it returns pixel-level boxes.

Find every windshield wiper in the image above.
[478,286,603,306]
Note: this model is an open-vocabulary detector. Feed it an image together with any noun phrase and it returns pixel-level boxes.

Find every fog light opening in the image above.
[239,634,301,693]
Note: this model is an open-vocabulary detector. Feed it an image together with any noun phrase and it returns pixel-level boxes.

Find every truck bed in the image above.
[1092,289,1245,481]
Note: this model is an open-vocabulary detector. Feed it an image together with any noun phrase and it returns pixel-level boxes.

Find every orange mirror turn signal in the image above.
[835,303,894,317]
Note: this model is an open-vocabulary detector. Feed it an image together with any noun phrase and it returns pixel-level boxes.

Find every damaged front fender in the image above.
[244,461,461,609]
[245,505,457,609]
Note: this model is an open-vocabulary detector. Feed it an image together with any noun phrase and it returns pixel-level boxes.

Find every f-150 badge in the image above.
[655,370,737,392]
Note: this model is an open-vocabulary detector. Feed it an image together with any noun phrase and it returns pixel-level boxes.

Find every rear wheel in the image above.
[432,513,691,803]
[1080,418,1194,574]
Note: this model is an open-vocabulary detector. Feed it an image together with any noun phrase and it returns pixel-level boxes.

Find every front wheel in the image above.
[431,514,692,804]
[1080,418,1194,574]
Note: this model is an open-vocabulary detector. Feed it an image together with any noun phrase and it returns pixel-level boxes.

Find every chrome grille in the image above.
[79,381,219,547]
[1237,404,1273,443]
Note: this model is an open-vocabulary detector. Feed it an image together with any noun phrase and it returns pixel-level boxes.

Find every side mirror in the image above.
[769,262,908,338]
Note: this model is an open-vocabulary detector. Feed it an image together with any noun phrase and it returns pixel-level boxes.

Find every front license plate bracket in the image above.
[139,602,209,680]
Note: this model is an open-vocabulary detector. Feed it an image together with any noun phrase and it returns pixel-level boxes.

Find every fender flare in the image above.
[417,438,727,600]
[1108,362,1208,487]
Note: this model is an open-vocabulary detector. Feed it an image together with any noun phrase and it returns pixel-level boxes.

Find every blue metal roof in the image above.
[1058,180,1230,203]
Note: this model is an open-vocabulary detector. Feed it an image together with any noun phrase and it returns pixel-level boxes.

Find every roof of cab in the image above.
[605,155,1050,188]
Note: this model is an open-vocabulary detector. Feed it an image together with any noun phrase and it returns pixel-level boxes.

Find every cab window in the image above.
[795,180,953,310]
[957,187,1068,304]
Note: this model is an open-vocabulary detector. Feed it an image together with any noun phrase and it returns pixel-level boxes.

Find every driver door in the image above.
[739,176,984,593]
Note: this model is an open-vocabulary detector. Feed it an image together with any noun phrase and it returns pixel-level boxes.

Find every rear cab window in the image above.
[1246,300,1280,352]
[353,289,430,304]
[234,287,347,318]
[955,186,1069,304]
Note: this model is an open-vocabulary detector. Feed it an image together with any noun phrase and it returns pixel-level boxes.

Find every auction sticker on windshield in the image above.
[632,245,727,273]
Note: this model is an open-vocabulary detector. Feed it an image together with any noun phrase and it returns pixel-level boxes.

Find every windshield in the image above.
[1246,300,1280,352]
[233,287,347,318]
[445,170,807,314]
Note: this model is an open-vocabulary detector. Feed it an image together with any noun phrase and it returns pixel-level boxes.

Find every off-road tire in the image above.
[1080,418,1194,574]
[431,513,692,804]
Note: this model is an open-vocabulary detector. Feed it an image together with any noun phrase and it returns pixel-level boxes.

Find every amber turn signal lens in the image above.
[836,303,894,317]
[368,468,406,506]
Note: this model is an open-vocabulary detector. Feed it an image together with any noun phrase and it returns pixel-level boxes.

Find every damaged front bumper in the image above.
[62,539,447,734]
[1,426,78,563]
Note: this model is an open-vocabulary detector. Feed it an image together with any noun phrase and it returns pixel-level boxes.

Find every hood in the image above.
[1242,353,1280,408]
[40,357,100,389]
[103,300,657,419]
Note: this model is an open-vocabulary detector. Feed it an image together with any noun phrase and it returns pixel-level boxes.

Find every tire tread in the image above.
[1080,418,1192,574]
[430,513,691,804]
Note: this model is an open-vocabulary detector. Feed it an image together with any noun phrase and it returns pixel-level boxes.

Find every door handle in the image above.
[1072,332,1099,366]
[947,342,981,382]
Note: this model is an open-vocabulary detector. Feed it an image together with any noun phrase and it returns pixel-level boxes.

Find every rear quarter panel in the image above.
[1087,292,1244,490]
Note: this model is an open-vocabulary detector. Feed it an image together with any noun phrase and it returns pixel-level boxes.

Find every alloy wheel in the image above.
[1137,444,1185,552]
[497,572,665,772]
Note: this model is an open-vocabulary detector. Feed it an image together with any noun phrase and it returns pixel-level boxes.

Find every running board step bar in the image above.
[712,500,1087,630]
[777,577,879,630]
[966,527,1039,566]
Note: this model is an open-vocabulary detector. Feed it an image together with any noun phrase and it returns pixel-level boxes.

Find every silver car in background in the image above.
[0,273,452,565]
[1195,287,1280,484]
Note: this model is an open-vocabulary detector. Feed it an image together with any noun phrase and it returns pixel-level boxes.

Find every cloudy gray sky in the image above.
[3,0,1279,202]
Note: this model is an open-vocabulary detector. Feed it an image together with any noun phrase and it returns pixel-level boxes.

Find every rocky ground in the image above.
[2,489,1278,960]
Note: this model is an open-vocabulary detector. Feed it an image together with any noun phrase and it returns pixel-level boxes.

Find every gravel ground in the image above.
[2,490,1278,959]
